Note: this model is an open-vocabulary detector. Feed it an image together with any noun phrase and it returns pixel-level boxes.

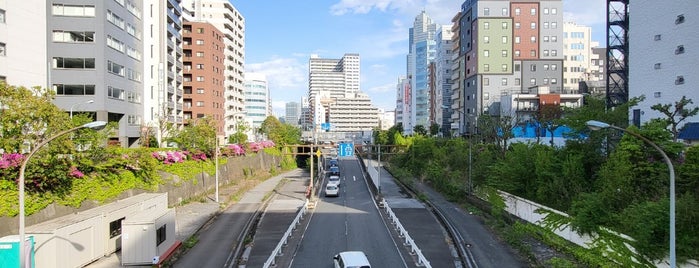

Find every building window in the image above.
[53,31,95,43]
[52,4,95,17]
[196,39,204,45]
[484,36,489,43]
[196,52,204,57]
[109,218,125,238]
[544,8,549,15]
[484,50,489,57]
[530,78,536,85]
[676,76,685,85]
[0,42,5,56]
[197,88,205,94]
[531,22,536,29]
[543,36,549,42]
[543,22,549,29]
[551,78,557,84]
[551,50,557,56]
[196,101,204,107]
[654,63,662,69]
[515,8,520,15]
[515,36,520,44]
[502,78,508,86]
[502,36,508,43]
[551,36,557,42]
[484,64,490,71]
[515,64,521,71]
[543,78,549,85]
[515,50,521,57]
[484,22,489,29]
[515,78,521,85]
[502,64,508,71]
[107,10,125,29]
[654,34,662,41]
[55,84,96,95]
[531,8,536,15]
[502,8,508,16]
[531,36,536,43]
[197,28,204,33]
[156,225,167,246]
[196,64,204,69]
[502,22,508,29]
[675,45,685,54]
[676,14,685,24]
[543,50,549,56]
[502,50,507,57]
[530,50,536,57]
[544,64,549,70]
[53,57,95,69]
[107,61,125,76]
[484,78,489,85]
[0,9,5,23]
[196,76,204,82]
[551,22,557,29]
[484,8,490,15]
[551,64,557,70]
[530,64,537,71]
[551,8,557,15]
[654,92,662,98]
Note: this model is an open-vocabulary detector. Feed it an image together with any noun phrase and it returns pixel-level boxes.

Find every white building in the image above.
[0,1,47,88]
[562,21,600,92]
[243,72,269,133]
[182,0,245,139]
[628,0,699,128]
[435,25,454,136]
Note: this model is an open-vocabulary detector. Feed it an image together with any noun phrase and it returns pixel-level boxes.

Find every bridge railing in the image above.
[263,199,309,268]
[381,199,432,268]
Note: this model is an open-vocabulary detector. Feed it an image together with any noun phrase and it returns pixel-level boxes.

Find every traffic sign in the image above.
[315,149,322,157]
[338,143,354,157]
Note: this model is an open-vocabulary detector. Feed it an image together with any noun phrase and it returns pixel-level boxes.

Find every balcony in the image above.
[167,54,175,64]
[167,101,175,109]
[167,71,175,80]
[176,103,183,110]
[176,88,183,96]
[167,85,175,94]
[176,75,183,84]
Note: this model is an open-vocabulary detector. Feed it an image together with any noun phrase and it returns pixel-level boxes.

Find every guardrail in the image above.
[381,199,431,268]
[262,199,309,268]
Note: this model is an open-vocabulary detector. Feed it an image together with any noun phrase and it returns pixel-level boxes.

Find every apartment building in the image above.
[628,0,698,127]
[434,25,454,136]
[182,21,225,140]
[562,21,600,91]
[142,0,184,147]
[48,0,144,147]
[182,0,245,139]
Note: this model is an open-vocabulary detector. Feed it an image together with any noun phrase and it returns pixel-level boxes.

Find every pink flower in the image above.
[69,166,84,178]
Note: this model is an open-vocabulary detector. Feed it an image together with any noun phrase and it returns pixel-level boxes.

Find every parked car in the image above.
[333,251,370,268]
[328,175,340,186]
[329,166,340,176]
[325,184,339,197]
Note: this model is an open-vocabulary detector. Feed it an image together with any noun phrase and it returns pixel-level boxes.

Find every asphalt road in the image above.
[289,158,408,268]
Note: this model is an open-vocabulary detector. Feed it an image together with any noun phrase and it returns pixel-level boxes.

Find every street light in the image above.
[585,120,676,268]
[18,121,107,268]
[69,100,94,119]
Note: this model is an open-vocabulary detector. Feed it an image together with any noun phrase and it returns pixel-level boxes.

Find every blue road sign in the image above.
[338,143,354,157]
[321,123,331,131]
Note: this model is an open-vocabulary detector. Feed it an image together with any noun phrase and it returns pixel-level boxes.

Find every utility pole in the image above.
[310,143,314,198]
[377,144,381,194]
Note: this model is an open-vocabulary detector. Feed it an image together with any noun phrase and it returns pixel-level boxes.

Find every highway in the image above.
[289,158,408,267]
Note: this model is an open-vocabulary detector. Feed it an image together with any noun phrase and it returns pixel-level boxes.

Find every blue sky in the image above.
[231,0,607,116]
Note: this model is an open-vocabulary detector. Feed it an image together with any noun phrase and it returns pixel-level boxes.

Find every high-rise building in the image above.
[182,0,245,139]
[0,1,47,87]
[182,21,225,140]
[308,53,378,133]
[285,101,301,127]
[628,0,699,127]
[143,0,185,147]
[406,11,438,134]
[434,25,454,137]
[394,76,409,130]
[243,72,270,133]
[48,1,145,147]
[449,0,567,135]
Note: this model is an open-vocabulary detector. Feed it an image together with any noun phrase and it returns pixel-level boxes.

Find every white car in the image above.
[333,251,371,268]
[325,184,339,197]
[328,175,340,186]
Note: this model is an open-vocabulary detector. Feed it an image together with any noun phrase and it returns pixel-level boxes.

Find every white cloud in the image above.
[563,0,607,27]
[367,82,396,94]
[246,57,307,90]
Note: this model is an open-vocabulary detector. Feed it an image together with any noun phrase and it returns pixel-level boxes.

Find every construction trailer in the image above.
[121,208,176,266]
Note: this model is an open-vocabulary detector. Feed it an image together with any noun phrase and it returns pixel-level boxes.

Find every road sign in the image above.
[338,143,354,157]
[315,149,322,157]
[321,123,331,131]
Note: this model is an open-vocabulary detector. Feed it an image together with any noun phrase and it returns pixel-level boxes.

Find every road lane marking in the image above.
[353,176,356,181]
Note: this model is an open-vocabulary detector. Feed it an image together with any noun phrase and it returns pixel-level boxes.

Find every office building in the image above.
[628,0,698,127]
[182,21,225,140]
[49,0,144,147]
[285,101,301,127]
[243,72,270,132]
[406,11,439,134]
[434,25,454,136]
[562,21,600,92]
[0,1,47,87]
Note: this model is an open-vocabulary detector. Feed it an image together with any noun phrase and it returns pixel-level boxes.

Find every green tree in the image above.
[651,95,699,141]
[429,123,440,136]
[229,119,249,144]
[413,124,427,136]
[169,116,217,155]
[258,116,300,146]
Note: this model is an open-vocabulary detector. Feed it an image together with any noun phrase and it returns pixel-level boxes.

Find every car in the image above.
[328,175,340,186]
[325,184,339,197]
[329,159,338,167]
[333,251,371,268]
[329,166,340,176]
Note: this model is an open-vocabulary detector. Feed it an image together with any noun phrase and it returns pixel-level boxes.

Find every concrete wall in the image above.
[0,152,281,237]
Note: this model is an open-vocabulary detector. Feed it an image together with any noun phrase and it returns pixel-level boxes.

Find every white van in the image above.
[333,251,371,268]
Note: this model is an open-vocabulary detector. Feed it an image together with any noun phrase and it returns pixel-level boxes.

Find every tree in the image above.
[229,119,249,144]
[429,122,440,137]
[169,116,217,155]
[258,116,300,146]
[539,104,564,146]
[413,124,427,136]
[651,96,699,141]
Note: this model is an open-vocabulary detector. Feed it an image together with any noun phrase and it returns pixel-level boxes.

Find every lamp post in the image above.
[214,136,219,203]
[69,100,94,119]
[18,121,107,268]
[585,120,675,268]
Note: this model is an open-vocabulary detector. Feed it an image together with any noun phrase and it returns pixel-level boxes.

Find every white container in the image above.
[121,208,176,266]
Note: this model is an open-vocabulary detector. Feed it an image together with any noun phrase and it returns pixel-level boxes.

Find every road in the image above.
[289,158,408,267]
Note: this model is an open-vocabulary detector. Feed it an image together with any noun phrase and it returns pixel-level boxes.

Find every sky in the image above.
[231,0,608,117]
